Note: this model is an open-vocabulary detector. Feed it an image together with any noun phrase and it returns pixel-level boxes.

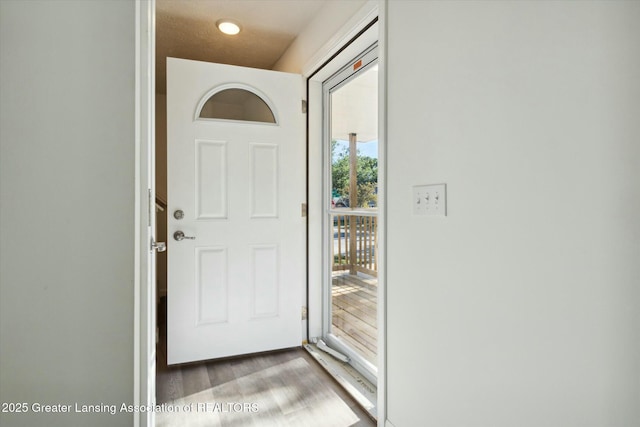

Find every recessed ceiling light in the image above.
[217,19,241,35]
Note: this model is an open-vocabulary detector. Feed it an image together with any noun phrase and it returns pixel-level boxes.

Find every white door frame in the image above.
[320,43,380,387]
[134,1,155,426]
[134,1,387,426]
[304,4,386,426]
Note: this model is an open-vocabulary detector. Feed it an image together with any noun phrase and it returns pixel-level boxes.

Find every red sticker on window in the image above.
[353,60,362,71]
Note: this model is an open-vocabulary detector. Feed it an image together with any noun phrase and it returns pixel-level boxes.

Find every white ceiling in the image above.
[156,0,327,94]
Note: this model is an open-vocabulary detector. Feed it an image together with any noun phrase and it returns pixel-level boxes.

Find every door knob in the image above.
[174,230,195,241]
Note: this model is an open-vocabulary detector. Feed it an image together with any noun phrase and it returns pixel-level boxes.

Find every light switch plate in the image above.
[413,184,447,216]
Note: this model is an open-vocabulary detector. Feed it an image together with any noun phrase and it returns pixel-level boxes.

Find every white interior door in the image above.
[167,58,304,365]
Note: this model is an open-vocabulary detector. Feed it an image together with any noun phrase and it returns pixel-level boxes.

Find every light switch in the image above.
[413,184,447,216]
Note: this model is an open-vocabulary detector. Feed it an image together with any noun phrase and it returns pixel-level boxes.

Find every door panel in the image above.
[195,247,228,325]
[167,58,304,365]
[194,139,227,219]
[250,143,279,218]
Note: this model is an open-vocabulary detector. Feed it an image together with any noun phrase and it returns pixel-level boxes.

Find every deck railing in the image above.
[331,212,378,277]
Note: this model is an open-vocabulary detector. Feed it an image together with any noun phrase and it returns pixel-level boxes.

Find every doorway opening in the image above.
[142,2,384,425]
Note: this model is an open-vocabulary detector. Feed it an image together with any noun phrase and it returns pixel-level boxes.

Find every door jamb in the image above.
[134,1,155,426]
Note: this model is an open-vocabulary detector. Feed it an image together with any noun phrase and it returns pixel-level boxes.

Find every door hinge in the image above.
[301,203,307,217]
[301,306,307,320]
[301,100,307,114]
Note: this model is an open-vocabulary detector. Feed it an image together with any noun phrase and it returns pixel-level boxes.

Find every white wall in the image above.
[272,0,369,73]
[385,1,640,426]
[0,1,136,426]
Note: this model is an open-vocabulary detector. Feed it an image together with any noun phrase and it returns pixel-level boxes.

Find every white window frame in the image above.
[321,43,379,386]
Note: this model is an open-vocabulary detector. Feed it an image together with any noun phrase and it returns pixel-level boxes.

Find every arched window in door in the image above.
[195,85,277,124]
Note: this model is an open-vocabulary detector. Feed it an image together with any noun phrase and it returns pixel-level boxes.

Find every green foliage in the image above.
[331,140,377,208]
[339,181,377,207]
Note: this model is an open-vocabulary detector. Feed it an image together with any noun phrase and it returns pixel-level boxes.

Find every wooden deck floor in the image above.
[331,272,377,365]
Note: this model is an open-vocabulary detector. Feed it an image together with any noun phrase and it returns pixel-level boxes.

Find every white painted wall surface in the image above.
[385,1,640,426]
[0,1,135,426]
[272,0,368,73]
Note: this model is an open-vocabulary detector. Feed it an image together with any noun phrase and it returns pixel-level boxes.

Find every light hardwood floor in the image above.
[332,272,377,365]
[156,299,375,427]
